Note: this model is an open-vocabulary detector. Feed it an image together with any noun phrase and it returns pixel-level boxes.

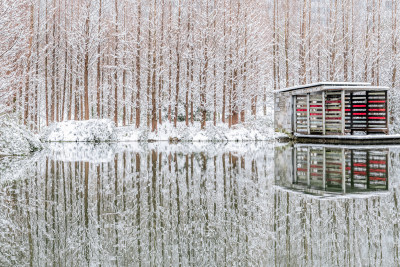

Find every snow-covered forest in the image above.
[1,0,399,132]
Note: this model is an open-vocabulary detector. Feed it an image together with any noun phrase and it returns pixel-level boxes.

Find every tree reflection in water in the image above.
[0,143,273,266]
[1,143,400,266]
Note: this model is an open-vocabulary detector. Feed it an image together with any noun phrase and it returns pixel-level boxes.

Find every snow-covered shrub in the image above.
[0,118,42,155]
[41,119,116,142]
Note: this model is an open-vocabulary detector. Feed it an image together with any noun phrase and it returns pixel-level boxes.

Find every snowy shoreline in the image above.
[40,118,278,143]
[0,118,282,156]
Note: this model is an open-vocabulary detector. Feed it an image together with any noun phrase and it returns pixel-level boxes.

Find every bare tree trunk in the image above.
[122,3,127,126]
[34,3,41,130]
[174,0,182,128]
[51,0,56,123]
[200,1,210,130]
[61,0,68,122]
[299,0,307,84]
[241,7,247,123]
[84,1,90,120]
[343,0,349,81]
[45,1,49,125]
[222,0,227,123]
[24,3,34,126]
[231,2,240,126]
[284,0,290,87]
[364,3,370,82]
[146,3,152,129]
[135,0,142,128]
[273,0,277,90]
[158,0,165,126]
[96,0,102,118]
[351,0,355,81]
[114,0,119,126]
[392,0,398,89]
[151,0,158,132]
[376,0,381,86]
[185,1,192,127]
[167,2,172,123]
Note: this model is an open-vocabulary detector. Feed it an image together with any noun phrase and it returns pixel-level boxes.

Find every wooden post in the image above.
[292,146,296,183]
[366,151,370,189]
[294,147,297,183]
[341,148,346,194]
[366,91,369,134]
[307,147,310,188]
[385,153,389,190]
[293,96,297,134]
[350,150,354,189]
[385,90,388,134]
[322,91,326,135]
[350,93,353,134]
[307,93,310,134]
[341,90,345,135]
[322,147,326,190]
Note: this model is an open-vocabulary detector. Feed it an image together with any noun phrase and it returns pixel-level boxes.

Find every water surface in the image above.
[1,142,400,266]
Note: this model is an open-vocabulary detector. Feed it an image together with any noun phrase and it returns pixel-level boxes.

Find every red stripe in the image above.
[326,100,341,103]
[369,177,386,181]
[353,113,366,115]
[354,171,366,175]
[369,100,386,103]
[310,113,322,116]
[297,109,307,111]
[369,109,385,111]
[310,105,322,107]
[327,179,342,183]
[368,117,386,119]
[370,169,386,173]
[346,167,351,170]
[326,109,341,111]
[311,173,322,177]
[370,160,386,164]
[345,109,351,111]
[353,105,366,107]
[354,163,366,167]
[326,117,342,120]
[297,168,307,172]
[310,165,322,168]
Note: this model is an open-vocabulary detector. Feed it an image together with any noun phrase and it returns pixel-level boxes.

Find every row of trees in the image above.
[0,0,399,132]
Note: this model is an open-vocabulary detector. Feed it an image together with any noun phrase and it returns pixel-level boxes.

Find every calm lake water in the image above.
[1,142,400,266]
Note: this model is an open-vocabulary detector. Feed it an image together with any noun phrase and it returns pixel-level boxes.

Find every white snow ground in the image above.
[0,118,42,155]
[41,118,278,142]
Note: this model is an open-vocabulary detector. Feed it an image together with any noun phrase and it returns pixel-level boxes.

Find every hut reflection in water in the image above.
[275,144,389,195]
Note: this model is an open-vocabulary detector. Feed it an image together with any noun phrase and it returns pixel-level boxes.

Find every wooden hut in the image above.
[274,82,389,136]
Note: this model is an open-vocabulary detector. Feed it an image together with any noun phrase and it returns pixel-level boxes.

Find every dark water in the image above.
[0,142,400,266]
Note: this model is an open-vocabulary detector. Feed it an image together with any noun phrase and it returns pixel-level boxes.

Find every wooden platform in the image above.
[294,133,400,144]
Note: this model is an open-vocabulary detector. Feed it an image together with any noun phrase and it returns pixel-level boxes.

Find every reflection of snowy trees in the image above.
[0,144,273,266]
[1,144,400,265]
[273,189,399,266]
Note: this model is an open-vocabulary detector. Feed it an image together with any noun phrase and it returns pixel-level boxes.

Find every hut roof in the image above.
[274,82,389,94]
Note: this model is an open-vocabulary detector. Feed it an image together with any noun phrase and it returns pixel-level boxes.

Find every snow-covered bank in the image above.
[41,119,116,142]
[0,118,42,155]
[40,118,279,142]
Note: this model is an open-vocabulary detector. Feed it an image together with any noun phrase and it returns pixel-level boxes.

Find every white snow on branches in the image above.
[0,118,42,156]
